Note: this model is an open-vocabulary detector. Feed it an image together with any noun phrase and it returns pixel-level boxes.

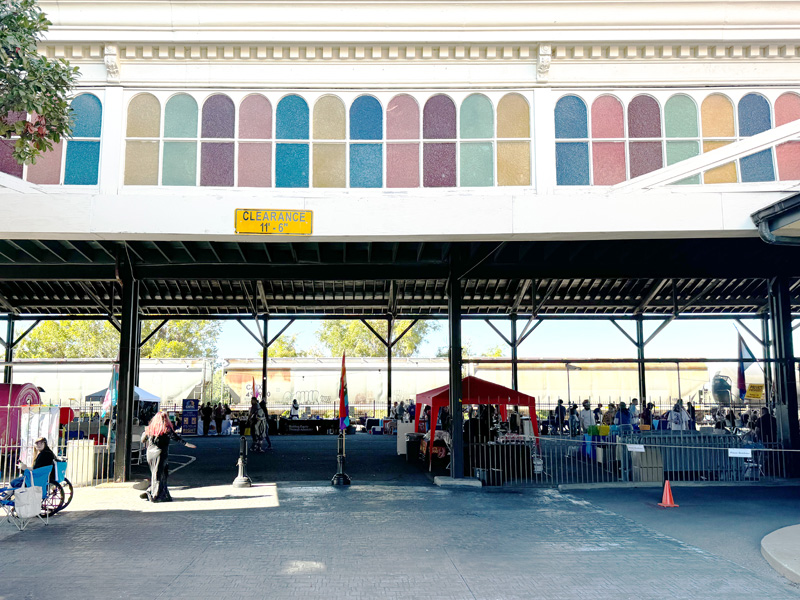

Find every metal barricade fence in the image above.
[2,403,115,487]
[462,431,793,487]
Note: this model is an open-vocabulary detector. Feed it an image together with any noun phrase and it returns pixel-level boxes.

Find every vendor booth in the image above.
[85,386,161,425]
[414,376,539,437]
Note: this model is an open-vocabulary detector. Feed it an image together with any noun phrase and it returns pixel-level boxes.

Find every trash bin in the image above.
[406,433,423,464]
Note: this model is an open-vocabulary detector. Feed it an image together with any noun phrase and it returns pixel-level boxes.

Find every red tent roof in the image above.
[416,376,536,406]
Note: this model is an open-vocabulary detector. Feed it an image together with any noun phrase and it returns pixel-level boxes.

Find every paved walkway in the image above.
[1,435,798,599]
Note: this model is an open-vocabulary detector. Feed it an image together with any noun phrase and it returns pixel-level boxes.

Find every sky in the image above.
[217,316,783,362]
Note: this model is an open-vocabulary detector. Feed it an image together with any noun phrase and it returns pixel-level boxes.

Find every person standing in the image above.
[554,399,566,435]
[602,403,617,426]
[140,411,195,503]
[629,399,640,425]
[290,399,300,419]
[397,401,406,423]
[668,401,690,431]
[248,398,267,452]
[593,403,603,424]
[614,401,632,426]
[568,403,580,436]
[213,403,223,436]
[640,402,654,427]
[579,400,595,434]
[200,402,213,436]
[754,407,777,444]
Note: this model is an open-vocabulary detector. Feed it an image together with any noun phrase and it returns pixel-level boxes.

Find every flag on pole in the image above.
[251,376,258,399]
[100,363,119,418]
[737,333,757,400]
[338,351,350,430]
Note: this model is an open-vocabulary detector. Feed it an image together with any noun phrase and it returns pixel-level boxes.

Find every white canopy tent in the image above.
[85,386,160,403]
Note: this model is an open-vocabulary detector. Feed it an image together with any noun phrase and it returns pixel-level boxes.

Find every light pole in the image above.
[566,363,582,405]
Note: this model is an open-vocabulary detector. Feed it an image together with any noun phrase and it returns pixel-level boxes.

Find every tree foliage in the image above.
[15,321,119,359]
[140,320,221,359]
[259,334,307,358]
[316,320,438,357]
[1,0,79,164]
[16,320,221,359]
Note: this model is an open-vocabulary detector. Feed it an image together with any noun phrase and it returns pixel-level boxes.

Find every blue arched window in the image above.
[738,93,775,182]
[64,94,102,184]
[276,95,309,187]
[350,95,383,188]
[555,95,589,185]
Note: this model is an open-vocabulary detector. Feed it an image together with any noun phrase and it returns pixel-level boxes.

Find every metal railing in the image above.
[1,403,115,487]
[458,431,792,487]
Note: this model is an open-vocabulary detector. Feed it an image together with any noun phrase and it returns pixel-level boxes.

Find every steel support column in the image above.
[387,316,393,418]
[262,317,268,401]
[447,273,464,479]
[768,277,800,454]
[133,321,141,387]
[3,317,13,384]
[114,263,140,482]
[635,317,647,404]
[762,314,773,406]
[511,316,518,391]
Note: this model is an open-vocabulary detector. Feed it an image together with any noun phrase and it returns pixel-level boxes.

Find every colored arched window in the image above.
[64,94,102,185]
[123,93,160,185]
[201,94,235,186]
[627,95,662,179]
[350,95,383,188]
[276,95,309,187]
[0,111,26,180]
[497,93,530,186]
[460,94,493,187]
[422,95,456,187]
[590,96,625,185]
[23,109,63,184]
[775,92,800,180]
[701,94,737,183]
[737,93,775,182]
[162,94,198,186]
[313,95,345,188]
[63,94,102,185]
[238,94,272,187]
[386,94,419,188]
[555,95,589,185]
[664,94,700,184]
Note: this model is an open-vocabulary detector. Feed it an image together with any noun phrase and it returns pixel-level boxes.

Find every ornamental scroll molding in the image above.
[104,44,120,83]
[537,44,551,82]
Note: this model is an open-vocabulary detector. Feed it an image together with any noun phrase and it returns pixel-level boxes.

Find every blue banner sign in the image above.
[181,398,199,436]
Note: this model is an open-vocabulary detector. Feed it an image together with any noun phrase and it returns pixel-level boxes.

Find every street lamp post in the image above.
[566,363,582,405]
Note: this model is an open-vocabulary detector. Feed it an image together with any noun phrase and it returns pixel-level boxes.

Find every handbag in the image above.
[15,477,42,519]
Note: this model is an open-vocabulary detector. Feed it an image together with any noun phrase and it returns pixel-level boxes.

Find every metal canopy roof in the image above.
[0,238,799,319]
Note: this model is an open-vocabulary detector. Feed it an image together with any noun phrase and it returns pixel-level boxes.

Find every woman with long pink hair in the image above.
[140,411,195,502]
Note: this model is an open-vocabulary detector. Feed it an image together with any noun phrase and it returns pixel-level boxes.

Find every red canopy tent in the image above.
[414,376,539,437]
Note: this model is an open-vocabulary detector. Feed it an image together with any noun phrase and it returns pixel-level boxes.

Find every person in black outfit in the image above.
[555,399,566,435]
[140,411,195,503]
[640,403,654,428]
[754,407,778,444]
[200,402,213,436]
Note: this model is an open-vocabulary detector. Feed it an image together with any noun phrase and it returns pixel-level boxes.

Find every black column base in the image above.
[331,472,351,485]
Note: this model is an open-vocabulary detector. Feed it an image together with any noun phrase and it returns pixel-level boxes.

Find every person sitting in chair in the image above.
[11,437,57,488]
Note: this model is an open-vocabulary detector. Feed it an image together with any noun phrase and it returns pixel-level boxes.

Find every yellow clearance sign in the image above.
[745,384,765,400]
[235,209,313,235]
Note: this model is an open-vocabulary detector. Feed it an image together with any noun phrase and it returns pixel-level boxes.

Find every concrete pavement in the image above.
[1,434,798,599]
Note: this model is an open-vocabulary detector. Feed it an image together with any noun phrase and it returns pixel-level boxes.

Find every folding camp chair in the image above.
[0,466,59,531]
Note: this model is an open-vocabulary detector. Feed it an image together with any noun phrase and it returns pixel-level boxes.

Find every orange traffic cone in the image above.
[658,480,679,508]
